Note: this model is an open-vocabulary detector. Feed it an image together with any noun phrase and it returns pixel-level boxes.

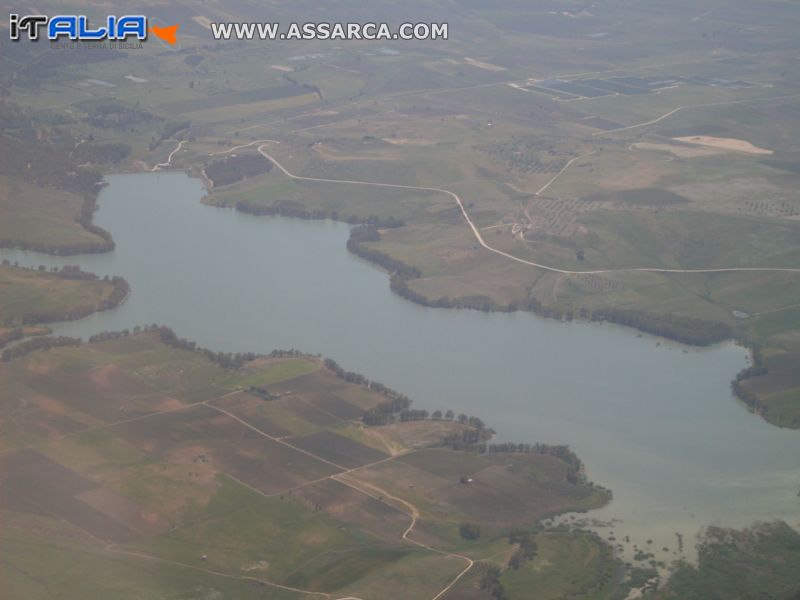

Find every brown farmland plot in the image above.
[286,430,389,469]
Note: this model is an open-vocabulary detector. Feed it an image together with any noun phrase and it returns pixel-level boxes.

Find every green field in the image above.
[501,531,622,599]
[442,529,656,600]
[656,522,800,599]
[0,265,117,326]
[1,528,301,600]
[0,177,106,251]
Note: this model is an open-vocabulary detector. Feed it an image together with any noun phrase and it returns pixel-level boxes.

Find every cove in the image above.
[3,172,798,560]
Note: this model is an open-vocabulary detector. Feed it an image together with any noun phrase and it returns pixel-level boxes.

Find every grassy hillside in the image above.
[0,264,123,327]
[0,177,106,251]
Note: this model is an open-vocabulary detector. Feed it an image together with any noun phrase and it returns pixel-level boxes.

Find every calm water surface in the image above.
[3,173,798,559]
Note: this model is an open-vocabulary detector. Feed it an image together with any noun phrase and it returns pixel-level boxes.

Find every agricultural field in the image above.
[0,332,617,599]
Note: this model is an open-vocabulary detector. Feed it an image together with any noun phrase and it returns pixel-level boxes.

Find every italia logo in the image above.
[9,14,180,44]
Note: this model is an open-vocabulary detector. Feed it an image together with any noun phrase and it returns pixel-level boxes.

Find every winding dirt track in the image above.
[256,146,800,277]
[331,475,474,600]
[151,140,186,171]
[202,400,474,600]
[81,392,471,600]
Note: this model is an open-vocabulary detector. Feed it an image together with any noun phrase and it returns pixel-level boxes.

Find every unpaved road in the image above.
[256,145,800,277]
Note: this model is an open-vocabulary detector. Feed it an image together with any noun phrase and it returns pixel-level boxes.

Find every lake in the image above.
[3,172,798,560]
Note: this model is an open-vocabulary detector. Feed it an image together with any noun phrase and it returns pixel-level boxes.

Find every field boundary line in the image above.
[204,402,349,471]
[594,107,682,135]
[535,152,594,196]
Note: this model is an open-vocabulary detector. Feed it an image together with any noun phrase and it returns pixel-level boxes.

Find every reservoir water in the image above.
[3,172,798,559]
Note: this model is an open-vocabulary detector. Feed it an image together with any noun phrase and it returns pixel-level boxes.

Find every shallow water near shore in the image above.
[3,172,798,561]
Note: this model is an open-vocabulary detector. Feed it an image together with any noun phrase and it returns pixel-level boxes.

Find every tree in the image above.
[508,550,525,570]
[445,410,454,420]
[432,410,442,420]
[478,563,508,599]
[459,522,481,540]
[468,416,485,429]
[507,528,538,569]
[479,564,501,590]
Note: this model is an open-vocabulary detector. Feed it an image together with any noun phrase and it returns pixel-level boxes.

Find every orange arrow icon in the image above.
[151,23,179,45]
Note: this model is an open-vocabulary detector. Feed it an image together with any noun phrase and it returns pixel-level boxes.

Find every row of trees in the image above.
[731,345,769,416]
[348,228,739,347]
[1,336,81,362]
[362,395,413,425]
[507,528,538,570]
[323,357,368,385]
[158,326,258,369]
[88,325,161,343]
[321,357,417,426]
[477,563,508,600]
[349,228,565,316]
[441,437,589,486]
[205,154,272,187]
[0,326,50,350]
[329,346,502,435]
[236,202,407,230]
[347,226,421,279]
[88,329,314,373]
[0,328,25,350]
[442,426,495,447]
[12,275,128,327]
[268,348,307,358]
[398,409,431,422]
[1,263,129,327]
[589,308,733,346]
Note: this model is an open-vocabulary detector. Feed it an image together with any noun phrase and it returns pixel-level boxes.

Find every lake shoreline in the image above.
[3,171,795,567]
[5,159,775,429]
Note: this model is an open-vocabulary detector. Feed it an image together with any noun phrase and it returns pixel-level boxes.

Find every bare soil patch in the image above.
[672,135,773,155]
[76,487,169,535]
[632,141,724,158]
